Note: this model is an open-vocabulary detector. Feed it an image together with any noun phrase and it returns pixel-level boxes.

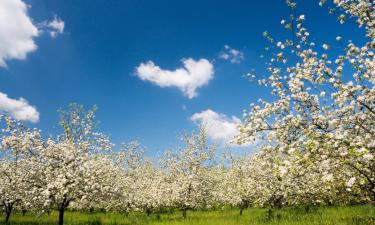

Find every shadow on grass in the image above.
[0,220,103,225]
[0,220,145,225]
[347,215,375,225]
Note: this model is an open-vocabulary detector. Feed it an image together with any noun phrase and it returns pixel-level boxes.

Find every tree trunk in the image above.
[58,206,65,225]
[5,212,11,223]
[58,195,70,225]
[5,211,11,223]
[146,208,151,216]
[239,199,248,216]
[267,208,273,220]
[4,204,13,223]
[182,208,187,219]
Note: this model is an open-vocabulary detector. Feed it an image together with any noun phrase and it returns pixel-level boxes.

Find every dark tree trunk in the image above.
[182,208,187,219]
[5,212,11,223]
[57,194,72,225]
[5,211,11,223]
[4,203,13,223]
[239,199,249,216]
[58,197,70,225]
[58,206,65,225]
[146,208,152,216]
[267,208,273,220]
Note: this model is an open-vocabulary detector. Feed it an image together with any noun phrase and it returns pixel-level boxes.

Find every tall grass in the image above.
[1,205,374,225]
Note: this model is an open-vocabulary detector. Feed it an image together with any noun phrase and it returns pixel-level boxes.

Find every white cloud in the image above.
[0,0,39,67]
[39,15,65,38]
[219,45,244,64]
[0,0,65,67]
[191,109,241,145]
[0,92,39,122]
[135,58,214,99]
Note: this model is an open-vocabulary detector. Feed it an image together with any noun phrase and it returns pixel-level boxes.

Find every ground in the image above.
[1,205,374,225]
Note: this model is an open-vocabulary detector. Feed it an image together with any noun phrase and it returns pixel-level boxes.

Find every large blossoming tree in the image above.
[39,104,114,225]
[162,126,216,218]
[237,0,374,202]
[0,116,44,222]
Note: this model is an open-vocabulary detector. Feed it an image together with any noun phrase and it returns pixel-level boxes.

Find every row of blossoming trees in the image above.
[0,0,374,224]
[0,105,373,225]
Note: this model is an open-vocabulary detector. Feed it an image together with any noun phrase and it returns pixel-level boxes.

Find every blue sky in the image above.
[0,0,363,155]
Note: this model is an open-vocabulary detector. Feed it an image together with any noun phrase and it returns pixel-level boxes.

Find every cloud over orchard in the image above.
[0,92,39,122]
[191,109,241,145]
[135,58,214,99]
[0,0,65,67]
[0,0,64,122]
[0,0,39,67]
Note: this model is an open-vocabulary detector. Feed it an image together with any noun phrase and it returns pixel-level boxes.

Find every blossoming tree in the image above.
[237,0,374,202]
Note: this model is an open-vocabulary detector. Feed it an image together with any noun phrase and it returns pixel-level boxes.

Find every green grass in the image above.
[1,205,374,225]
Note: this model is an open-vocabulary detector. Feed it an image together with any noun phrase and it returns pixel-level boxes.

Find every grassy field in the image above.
[1,205,374,225]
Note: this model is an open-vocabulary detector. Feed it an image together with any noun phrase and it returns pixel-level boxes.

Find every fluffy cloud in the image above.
[0,0,39,67]
[0,0,65,67]
[0,92,39,122]
[135,58,214,99]
[191,109,241,145]
[219,45,244,64]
